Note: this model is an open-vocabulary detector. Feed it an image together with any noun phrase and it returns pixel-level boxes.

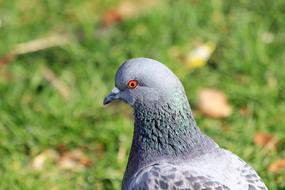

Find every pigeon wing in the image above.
[127,152,268,190]
[240,163,268,190]
[128,163,231,190]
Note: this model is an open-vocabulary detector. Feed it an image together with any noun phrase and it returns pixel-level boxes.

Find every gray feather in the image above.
[127,150,267,190]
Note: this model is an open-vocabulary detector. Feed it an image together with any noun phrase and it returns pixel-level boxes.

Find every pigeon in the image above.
[103,58,268,190]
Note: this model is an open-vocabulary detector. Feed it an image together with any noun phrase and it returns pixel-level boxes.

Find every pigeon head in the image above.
[103,58,185,107]
[104,58,216,170]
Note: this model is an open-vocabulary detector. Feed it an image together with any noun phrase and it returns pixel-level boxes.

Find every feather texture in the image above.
[128,150,267,190]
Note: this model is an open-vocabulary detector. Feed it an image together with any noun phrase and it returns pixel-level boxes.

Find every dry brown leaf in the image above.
[42,67,70,99]
[268,158,285,173]
[254,132,278,150]
[102,10,123,27]
[116,0,157,18]
[197,88,232,118]
[58,149,92,170]
[102,0,159,26]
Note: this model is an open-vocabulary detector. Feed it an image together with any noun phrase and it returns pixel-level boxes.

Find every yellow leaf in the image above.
[185,42,216,69]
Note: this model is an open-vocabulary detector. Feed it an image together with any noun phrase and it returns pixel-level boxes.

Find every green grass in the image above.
[1,0,285,189]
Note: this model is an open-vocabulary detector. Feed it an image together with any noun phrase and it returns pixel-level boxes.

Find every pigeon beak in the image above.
[103,87,120,105]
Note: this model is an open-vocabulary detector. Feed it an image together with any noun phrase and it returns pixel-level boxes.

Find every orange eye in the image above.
[127,80,138,89]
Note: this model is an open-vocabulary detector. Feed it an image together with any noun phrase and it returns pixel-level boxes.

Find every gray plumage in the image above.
[103,58,268,190]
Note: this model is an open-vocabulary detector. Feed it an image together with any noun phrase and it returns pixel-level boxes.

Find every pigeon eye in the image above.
[127,80,138,89]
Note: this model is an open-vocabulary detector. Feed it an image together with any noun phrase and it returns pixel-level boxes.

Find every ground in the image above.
[0,0,285,189]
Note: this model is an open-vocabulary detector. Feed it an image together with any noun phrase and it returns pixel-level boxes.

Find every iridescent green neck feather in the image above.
[123,91,217,186]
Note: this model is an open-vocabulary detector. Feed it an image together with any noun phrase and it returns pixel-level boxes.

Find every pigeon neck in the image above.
[132,101,214,157]
[124,94,217,181]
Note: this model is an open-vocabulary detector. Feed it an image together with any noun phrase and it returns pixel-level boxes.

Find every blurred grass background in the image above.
[1,0,285,189]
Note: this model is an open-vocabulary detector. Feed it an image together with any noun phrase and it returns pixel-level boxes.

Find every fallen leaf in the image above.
[254,132,278,150]
[197,88,232,118]
[58,149,92,170]
[184,42,216,69]
[102,10,123,27]
[102,0,159,26]
[116,0,157,18]
[268,158,285,173]
[58,156,81,170]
